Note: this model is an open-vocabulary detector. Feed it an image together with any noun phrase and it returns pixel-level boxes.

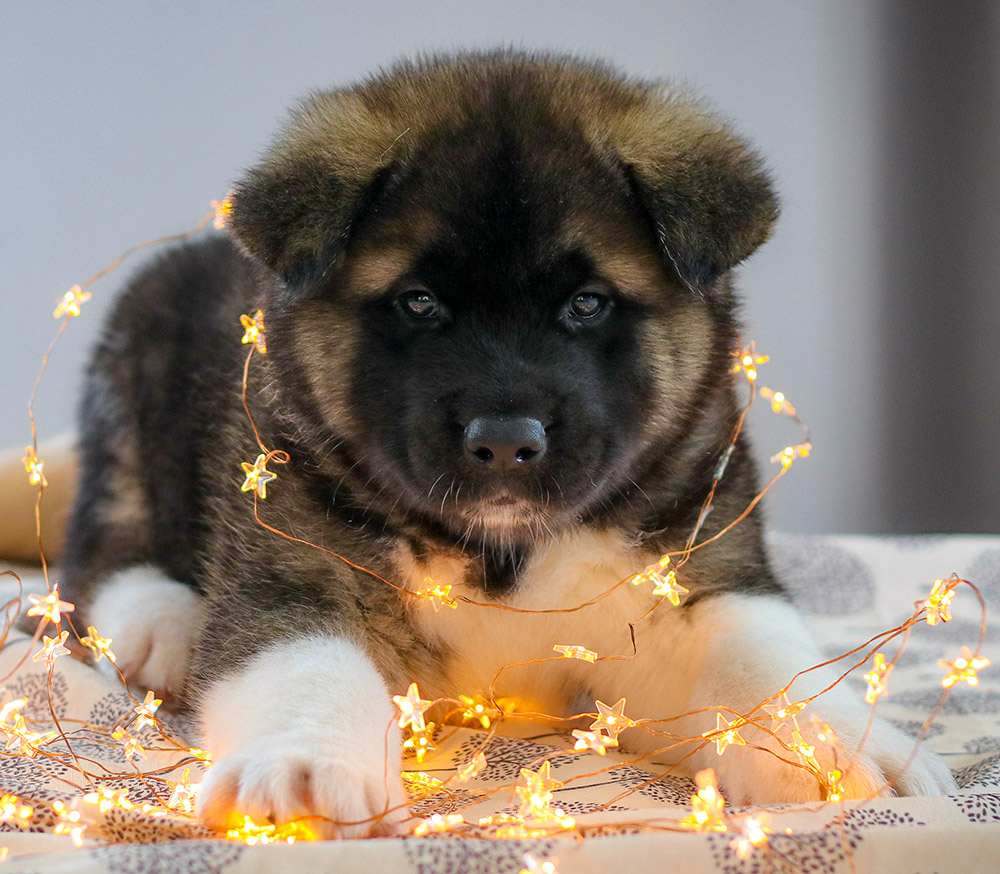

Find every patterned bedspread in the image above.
[0,534,998,873]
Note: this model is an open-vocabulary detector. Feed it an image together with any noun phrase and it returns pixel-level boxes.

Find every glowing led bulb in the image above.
[924,578,957,625]
[590,697,632,740]
[393,682,433,732]
[455,751,488,782]
[704,712,747,756]
[53,285,91,319]
[683,769,727,832]
[521,854,559,874]
[83,786,133,814]
[940,646,990,688]
[416,578,457,611]
[402,722,437,763]
[32,630,70,667]
[21,446,47,487]
[826,769,845,802]
[458,694,495,728]
[240,453,277,499]
[864,652,893,704]
[413,813,464,835]
[80,627,116,664]
[733,343,769,382]
[571,729,618,755]
[26,587,75,626]
[168,768,199,814]
[553,644,598,663]
[759,386,796,416]
[239,310,268,354]
[771,442,812,469]
[52,800,86,846]
[211,196,234,230]
[134,690,162,731]
[731,813,771,859]
[651,569,689,605]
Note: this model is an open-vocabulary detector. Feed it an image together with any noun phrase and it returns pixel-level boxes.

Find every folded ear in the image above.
[226,92,399,293]
[612,88,779,286]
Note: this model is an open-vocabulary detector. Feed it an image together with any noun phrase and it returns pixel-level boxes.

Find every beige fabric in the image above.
[0,534,998,872]
[0,435,77,564]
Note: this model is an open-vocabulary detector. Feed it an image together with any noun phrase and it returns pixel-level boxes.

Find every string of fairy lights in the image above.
[0,196,990,873]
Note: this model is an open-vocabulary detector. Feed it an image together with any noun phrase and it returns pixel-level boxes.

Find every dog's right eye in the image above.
[398,288,439,320]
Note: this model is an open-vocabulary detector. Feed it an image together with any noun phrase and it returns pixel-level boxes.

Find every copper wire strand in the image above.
[0,207,988,861]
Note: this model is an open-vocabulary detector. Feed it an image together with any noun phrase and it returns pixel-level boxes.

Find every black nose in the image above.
[464,417,547,471]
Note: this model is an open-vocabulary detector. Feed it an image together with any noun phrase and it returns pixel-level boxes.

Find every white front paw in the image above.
[87,567,204,699]
[196,634,411,839]
[707,707,956,805]
[197,730,409,838]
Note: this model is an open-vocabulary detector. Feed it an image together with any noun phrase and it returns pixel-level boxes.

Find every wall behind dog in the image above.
[1,1,996,535]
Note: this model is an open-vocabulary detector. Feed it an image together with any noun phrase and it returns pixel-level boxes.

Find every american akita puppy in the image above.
[58,51,955,836]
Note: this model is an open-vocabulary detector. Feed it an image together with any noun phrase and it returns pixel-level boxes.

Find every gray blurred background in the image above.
[1,1,997,534]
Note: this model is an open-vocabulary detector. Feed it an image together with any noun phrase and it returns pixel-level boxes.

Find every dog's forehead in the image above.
[341,129,668,305]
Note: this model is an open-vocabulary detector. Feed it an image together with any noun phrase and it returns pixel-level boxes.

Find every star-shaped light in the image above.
[763,695,806,730]
[402,771,444,794]
[455,751,488,782]
[514,762,569,824]
[810,716,839,746]
[240,453,277,499]
[402,722,437,763]
[864,652,894,704]
[412,812,464,836]
[21,446,47,487]
[730,813,771,860]
[519,761,562,795]
[239,310,267,354]
[520,854,559,874]
[732,343,769,382]
[771,442,812,469]
[134,690,162,731]
[940,646,990,688]
[111,727,146,761]
[32,630,70,667]
[53,285,91,319]
[3,713,57,757]
[0,693,28,725]
[83,786,134,814]
[393,682,433,732]
[590,697,633,740]
[26,587,75,626]
[211,195,233,230]
[789,729,816,763]
[629,554,671,586]
[571,729,618,755]
[923,578,957,626]
[52,800,86,846]
[683,769,727,832]
[826,769,845,802]
[416,578,457,612]
[651,569,689,606]
[80,626,116,664]
[553,644,598,663]
[704,712,747,756]
[0,793,33,826]
[759,386,796,416]
[168,768,199,813]
[459,694,495,728]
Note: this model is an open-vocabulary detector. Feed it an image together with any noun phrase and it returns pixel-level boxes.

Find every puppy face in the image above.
[229,54,778,544]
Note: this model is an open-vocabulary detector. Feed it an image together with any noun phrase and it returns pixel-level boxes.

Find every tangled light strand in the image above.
[0,197,988,870]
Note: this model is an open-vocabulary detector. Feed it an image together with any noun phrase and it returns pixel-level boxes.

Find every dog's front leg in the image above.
[674,593,955,804]
[193,628,409,838]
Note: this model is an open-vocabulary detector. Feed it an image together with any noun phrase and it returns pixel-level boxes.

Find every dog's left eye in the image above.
[566,288,609,320]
